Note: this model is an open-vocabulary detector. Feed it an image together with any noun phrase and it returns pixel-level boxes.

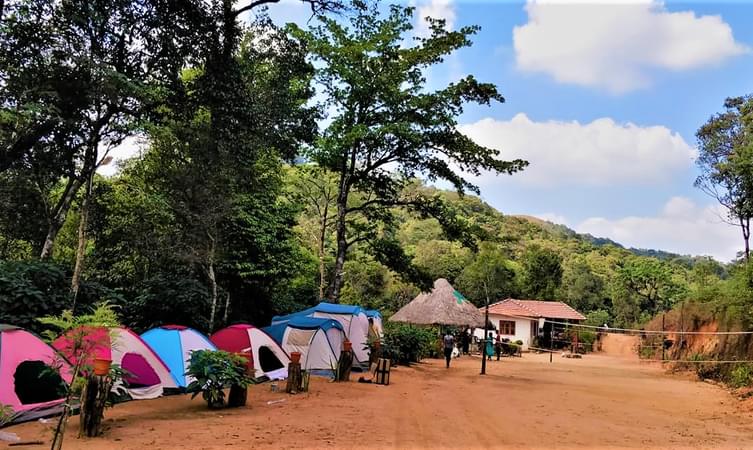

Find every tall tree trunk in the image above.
[741,216,750,261]
[207,233,218,332]
[223,291,230,325]
[318,203,329,299]
[328,194,348,303]
[71,168,95,310]
[40,177,84,259]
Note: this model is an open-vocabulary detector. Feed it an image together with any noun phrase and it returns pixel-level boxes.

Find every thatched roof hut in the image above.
[389,279,484,327]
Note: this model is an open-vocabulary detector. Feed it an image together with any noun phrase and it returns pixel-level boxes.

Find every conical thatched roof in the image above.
[389,279,484,327]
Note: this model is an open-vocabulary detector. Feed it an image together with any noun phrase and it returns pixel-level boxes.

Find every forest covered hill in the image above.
[1,171,732,334]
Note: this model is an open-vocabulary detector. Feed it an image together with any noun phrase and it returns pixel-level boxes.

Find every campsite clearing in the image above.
[5,351,753,449]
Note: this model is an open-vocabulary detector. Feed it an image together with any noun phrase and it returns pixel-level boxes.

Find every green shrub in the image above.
[501,341,520,356]
[185,350,253,408]
[0,261,122,333]
[381,323,437,365]
[728,363,753,388]
[639,345,656,359]
[576,331,597,353]
[686,354,724,381]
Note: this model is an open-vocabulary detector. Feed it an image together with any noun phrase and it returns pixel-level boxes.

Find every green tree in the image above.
[136,23,317,330]
[521,244,562,300]
[413,240,473,284]
[0,0,199,259]
[290,2,527,301]
[616,257,686,315]
[286,165,339,299]
[456,243,517,306]
[695,95,753,260]
[562,256,605,313]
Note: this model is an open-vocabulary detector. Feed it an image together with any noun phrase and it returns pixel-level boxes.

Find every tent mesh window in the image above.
[14,360,66,405]
[287,329,313,347]
[258,346,284,372]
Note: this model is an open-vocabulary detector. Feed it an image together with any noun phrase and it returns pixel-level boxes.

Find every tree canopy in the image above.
[289,2,527,300]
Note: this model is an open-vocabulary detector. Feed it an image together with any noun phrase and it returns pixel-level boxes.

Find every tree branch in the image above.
[233,0,281,18]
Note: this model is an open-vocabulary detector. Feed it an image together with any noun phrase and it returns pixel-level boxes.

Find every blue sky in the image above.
[263,0,753,261]
[106,1,753,261]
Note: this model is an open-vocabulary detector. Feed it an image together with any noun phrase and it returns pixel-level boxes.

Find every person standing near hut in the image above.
[443,331,455,368]
[461,328,470,355]
[486,332,494,361]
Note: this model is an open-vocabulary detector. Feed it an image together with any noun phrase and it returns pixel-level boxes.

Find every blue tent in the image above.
[263,317,346,373]
[264,316,344,344]
[140,325,216,388]
[365,310,382,319]
[269,302,371,366]
[271,302,366,325]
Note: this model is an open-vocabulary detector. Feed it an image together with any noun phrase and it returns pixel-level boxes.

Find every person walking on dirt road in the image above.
[443,332,455,368]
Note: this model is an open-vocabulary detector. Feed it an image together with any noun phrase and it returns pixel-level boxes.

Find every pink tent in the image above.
[53,327,176,400]
[0,325,72,423]
[210,324,290,380]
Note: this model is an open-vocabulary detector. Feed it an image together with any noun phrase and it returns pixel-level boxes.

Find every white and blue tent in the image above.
[264,317,345,374]
[140,325,217,389]
[272,302,371,367]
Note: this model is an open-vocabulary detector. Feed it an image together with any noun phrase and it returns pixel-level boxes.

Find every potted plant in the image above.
[38,302,121,449]
[185,350,253,409]
[93,358,112,376]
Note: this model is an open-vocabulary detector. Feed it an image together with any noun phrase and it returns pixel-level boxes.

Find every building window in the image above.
[499,320,515,336]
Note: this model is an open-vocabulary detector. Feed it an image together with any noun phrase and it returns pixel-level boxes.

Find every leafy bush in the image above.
[0,261,71,332]
[728,363,753,388]
[501,340,520,356]
[585,309,610,327]
[576,331,597,352]
[185,350,253,408]
[686,353,724,381]
[0,261,121,333]
[639,345,657,359]
[381,323,437,365]
[37,302,122,449]
[123,275,210,332]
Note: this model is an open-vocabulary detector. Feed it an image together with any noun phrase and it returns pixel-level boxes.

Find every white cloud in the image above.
[458,113,696,187]
[534,212,569,226]
[513,0,748,93]
[576,197,742,261]
[414,0,456,38]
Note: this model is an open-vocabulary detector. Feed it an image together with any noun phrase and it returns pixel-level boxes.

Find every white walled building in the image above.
[476,299,586,351]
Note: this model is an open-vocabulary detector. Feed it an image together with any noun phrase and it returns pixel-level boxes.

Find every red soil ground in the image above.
[5,349,753,449]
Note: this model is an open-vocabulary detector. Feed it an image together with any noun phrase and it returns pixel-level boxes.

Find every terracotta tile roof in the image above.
[484,299,586,321]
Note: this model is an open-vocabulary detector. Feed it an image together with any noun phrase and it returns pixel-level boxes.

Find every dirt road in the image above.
[5,352,753,449]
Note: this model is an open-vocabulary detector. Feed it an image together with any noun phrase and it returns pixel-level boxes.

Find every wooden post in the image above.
[679,302,684,351]
[78,375,112,438]
[337,349,353,382]
[662,313,666,361]
[286,362,302,394]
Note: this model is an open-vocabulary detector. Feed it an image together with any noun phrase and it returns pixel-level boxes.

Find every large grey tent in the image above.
[389,279,484,327]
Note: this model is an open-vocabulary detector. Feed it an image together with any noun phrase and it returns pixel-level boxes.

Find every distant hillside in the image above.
[510,214,691,263]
